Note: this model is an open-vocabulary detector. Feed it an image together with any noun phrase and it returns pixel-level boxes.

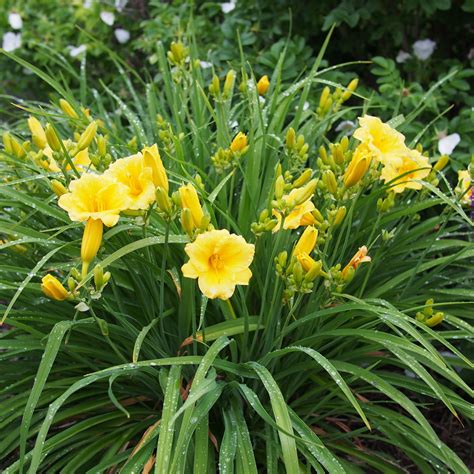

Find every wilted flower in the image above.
[2,32,21,52]
[8,12,23,30]
[105,154,156,210]
[100,11,115,26]
[396,50,411,63]
[380,148,431,193]
[412,39,436,61]
[182,229,254,300]
[342,246,371,278]
[41,275,69,301]
[114,28,130,44]
[438,133,460,156]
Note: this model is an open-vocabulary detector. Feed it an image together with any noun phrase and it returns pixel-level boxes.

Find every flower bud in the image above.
[45,124,62,152]
[323,170,338,195]
[27,116,47,149]
[10,136,26,158]
[333,206,347,226]
[41,274,69,301]
[77,121,97,151]
[50,179,68,197]
[199,214,211,231]
[59,99,79,119]
[180,208,194,236]
[293,226,318,257]
[293,178,317,205]
[426,312,444,327]
[319,86,330,109]
[156,186,172,214]
[257,75,270,95]
[143,144,169,192]
[292,169,312,188]
[274,175,285,199]
[342,78,358,102]
[293,261,303,285]
[81,218,103,277]
[344,157,369,188]
[2,132,13,154]
[286,127,296,148]
[179,183,204,228]
[223,69,236,98]
[434,155,449,171]
[97,135,107,156]
[209,75,221,96]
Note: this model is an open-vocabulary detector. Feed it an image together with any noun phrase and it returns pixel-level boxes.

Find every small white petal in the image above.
[221,1,236,13]
[438,133,461,156]
[230,120,239,129]
[2,32,21,52]
[303,101,310,111]
[199,60,212,69]
[69,44,87,58]
[115,0,128,12]
[100,11,115,26]
[114,28,130,44]
[83,0,93,8]
[8,12,23,30]
[396,50,411,63]
[412,39,436,61]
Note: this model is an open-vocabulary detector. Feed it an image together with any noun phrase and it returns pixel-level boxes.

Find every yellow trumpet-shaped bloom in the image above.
[342,246,371,278]
[257,75,270,95]
[105,154,156,210]
[230,132,248,153]
[41,274,69,301]
[353,115,406,165]
[182,229,255,300]
[58,173,130,226]
[293,226,318,257]
[179,183,204,229]
[380,148,431,193]
[273,199,317,232]
[142,144,169,192]
[344,143,372,188]
[28,116,47,149]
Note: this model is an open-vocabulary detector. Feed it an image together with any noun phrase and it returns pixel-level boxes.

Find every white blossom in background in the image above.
[114,29,130,44]
[8,12,23,30]
[412,39,436,60]
[69,44,87,58]
[303,101,310,111]
[396,50,411,63]
[83,0,93,8]
[335,120,356,135]
[221,0,236,13]
[100,11,115,26]
[2,32,22,52]
[199,60,212,69]
[438,133,461,155]
[115,0,128,12]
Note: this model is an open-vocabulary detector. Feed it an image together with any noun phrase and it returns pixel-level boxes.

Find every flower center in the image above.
[209,253,224,270]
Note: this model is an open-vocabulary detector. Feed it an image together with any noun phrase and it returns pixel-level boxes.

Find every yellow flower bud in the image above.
[45,124,62,152]
[27,116,47,149]
[426,312,444,327]
[323,170,338,195]
[223,69,236,97]
[143,144,168,192]
[344,156,369,188]
[210,75,221,96]
[319,86,330,109]
[230,132,248,153]
[156,186,172,214]
[342,78,358,102]
[77,121,98,151]
[292,178,317,205]
[180,208,194,236]
[41,274,69,301]
[179,183,204,228]
[434,155,449,171]
[81,218,103,277]
[9,135,26,158]
[257,75,270,95]
[169,41,187,64]
[286,127,296,148]
[297,252,318,272]
[274,175,286,199]
[333,206,347,226]
[293,226,318,257]
[50,179,68,197]
[59,99,79,119]
[2,132,13,154]
[292,169,312,188]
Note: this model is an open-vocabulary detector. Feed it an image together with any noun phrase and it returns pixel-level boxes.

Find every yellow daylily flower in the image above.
[105,154,156,210]
[380,148,431,193]
[257,75,270,95]
[273,199,317,232]
[230,132,248,153]
[58,172,130,227]
[456,170,472,205]
[179,183,204,229]
[342,246,371,278]
[142,144,169,192]
[41,274,69,301]
[182,229,255,300]
[293,226,318,257]
[353,115,406,165]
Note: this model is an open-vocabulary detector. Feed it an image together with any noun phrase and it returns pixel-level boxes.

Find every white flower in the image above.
[396,50,411,63]
[114,28,130,44]
[69,44,87,58]
[8,12,23,30]
[438,133,461,156]
[303,101,310,111]
[83,0,93,8]
[221,0,236,13]
[115,0,128,12]
[412,39,436,61]
[199,60,212,69]
[100,11,115,26]
[2,32,21,52]
[335,120,356,135]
